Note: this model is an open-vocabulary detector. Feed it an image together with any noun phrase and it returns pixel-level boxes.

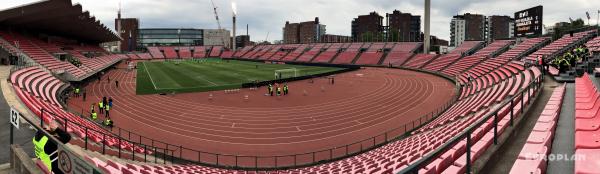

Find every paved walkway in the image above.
[547,82,575,174]
[0,66,35,163]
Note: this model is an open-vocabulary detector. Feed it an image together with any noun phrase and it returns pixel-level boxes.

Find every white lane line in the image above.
[143,62,159,90]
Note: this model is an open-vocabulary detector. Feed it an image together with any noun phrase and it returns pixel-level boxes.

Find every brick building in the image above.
[352,12,384,41]
[450,13,485,47]
[486,15,514,42]
[114,18,139,52]
[387,10,421,42]
[282,17,325,44]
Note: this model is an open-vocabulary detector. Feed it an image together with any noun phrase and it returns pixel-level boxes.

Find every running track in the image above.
[68,66,455,163]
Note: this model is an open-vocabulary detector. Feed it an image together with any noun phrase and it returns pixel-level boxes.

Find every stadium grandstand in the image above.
[1,0,600,174]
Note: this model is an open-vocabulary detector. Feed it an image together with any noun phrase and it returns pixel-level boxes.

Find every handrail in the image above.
[398,67,543,174]
[62,85,459,170]
[8,104,104,173]
[43,65,460,170]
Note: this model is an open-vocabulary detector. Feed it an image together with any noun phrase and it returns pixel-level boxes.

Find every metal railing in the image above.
[61,91,459,170]
[39,108,177,165]
[398,69,543,174]
[8,105,103,173]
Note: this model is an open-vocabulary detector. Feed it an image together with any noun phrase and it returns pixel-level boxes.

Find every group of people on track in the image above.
[90,96,114,128]
[267,83,289,96]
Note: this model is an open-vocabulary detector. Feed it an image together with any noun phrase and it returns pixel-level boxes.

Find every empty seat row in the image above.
[574,73,600,174]
[510,84,565,173]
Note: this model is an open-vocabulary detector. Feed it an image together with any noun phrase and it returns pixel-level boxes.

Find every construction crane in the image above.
[210,0,227,47]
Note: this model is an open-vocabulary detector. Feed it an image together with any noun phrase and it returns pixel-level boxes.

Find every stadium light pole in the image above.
[423,0,431,54]
[232,2,237,51]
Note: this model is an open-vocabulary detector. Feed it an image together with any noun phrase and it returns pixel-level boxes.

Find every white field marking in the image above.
[194,75,218,86]
[143,62,159,89]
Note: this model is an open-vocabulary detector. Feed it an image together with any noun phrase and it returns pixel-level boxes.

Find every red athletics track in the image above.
[68,64,455,166]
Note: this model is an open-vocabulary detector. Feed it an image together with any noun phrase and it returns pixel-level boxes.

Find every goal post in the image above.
[274,68,300,79]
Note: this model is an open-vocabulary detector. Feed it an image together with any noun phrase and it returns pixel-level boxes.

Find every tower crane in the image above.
[210,0,227,47]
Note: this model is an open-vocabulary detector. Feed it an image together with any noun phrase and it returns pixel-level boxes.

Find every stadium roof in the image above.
[0,0,119,43]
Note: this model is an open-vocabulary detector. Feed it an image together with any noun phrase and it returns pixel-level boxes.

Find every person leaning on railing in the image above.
[33,121,71,174]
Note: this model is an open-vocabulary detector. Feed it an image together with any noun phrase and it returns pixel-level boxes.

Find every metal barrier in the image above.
[398,69,543,174]
[61,92,458,170]
[8,106,103,174]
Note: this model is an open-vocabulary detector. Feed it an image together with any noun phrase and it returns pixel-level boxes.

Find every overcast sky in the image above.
[4,0,600,42]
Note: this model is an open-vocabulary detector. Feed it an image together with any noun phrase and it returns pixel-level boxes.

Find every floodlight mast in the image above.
[232,2,237,51]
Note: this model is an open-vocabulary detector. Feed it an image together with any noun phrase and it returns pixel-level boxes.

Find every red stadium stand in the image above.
[404,54,439,69]
[0,31,88,79]
[86,65,542,174]
[161,47,178,59]
[381,42,422,66]
[258,45,282,60]
[458,37,550,85]
[442,40,514,76]
[220,50,234,58]
[232,45,255,58]
[209,46,223,57]
[147,47,165,59]
[574,73,600,174]
[281,44,308,61]
[192,46,208,58]
[312,43,347,63]
[510,84,565,174]
[178,47,192,59]
[331,42,365,64]
[269,44,296,60]
[252,45,276,59]
[423,41,483,71]
[584,36,600,52]
[296,43,329,62]
[355,42,385,65]
[524,30,597,63]
[10,67,152,157]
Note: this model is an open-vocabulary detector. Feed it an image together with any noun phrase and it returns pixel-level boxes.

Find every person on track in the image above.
[268,84,273,96]
[74,87,79,98]
[108,97,113,109]
[105,104,110,118]
[98,101,104,114]
[82,90,86,101]
[277,86,281,96]
[283,84,289,95]
[115,80,119,88]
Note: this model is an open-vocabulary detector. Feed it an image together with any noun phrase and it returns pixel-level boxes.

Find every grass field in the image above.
[136,59,345,94]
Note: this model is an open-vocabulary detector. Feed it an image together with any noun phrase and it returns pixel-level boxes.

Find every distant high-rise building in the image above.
[352,12,384,41]
[387,10,421,42]
[320,34,352,43]
[282,17,325,44]
[115,17,139,52]
[450,13,485,47]
[203,29,231,46]
[486,15,515,42]
[235,35,251,48]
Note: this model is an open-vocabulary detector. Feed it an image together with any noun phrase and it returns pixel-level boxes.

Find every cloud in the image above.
[5,0,600,43]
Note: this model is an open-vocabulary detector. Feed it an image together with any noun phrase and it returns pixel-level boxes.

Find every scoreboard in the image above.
[514,5,543,37]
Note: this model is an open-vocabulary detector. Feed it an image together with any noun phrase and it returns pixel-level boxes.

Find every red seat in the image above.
[575,149,600,174]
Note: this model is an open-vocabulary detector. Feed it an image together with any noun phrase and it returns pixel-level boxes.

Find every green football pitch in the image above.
[135,59,346,94]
